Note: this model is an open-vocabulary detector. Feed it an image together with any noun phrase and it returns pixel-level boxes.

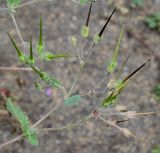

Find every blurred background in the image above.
[0,0,160,152]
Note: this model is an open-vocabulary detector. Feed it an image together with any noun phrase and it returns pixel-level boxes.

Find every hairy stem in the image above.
[0,134,23,149]
[10,13,24,45]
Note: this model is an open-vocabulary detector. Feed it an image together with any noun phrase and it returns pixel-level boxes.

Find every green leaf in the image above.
[145,13,160,31]
[132,0,143,7]
[7,0,21,8]
[6,98,38,145]
[151,147,160,153]
[81,25,89,38]
[6,98,30,128]
[64,95,81,105]
[25,129,38,146]
[79,0,95,5]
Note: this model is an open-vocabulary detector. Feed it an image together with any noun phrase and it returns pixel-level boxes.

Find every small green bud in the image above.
[81,25,89,38]
[93,34,102,44]
[102,94,117,107]
[40,72,50,82]
[18,53,27,63]
[70,36,77,46]
[107,59,117,73]
[114,79,123,88]
[36,43,45,54]
[27,58,35,66]
[34,82,42,91]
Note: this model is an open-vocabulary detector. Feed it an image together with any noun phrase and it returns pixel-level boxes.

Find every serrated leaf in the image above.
[26,129,38,145]
[6,98,30,129]
[6,98,38,145]
[64,95,81,105]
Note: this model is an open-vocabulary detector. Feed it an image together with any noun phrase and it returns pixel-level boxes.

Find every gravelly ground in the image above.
[0,0,160,153]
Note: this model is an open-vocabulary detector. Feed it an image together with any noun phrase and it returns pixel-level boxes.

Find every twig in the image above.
[36,114,92,132]
[75,44,81,63]
[32,103,60,128]
[84,43,96,62]
[0,67,33,71]
[99,116,146,141]
[68,67,84,96]
[0,134,23,149]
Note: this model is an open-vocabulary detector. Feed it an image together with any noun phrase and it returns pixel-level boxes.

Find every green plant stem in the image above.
[84,43,96,62]
[32,103,60,128]
[67,67,84,96]
[10,13,24,45]
[81,39,85,59]
[75,44,81,62]
[0,134,23,149]
[36,114,92,132]
[96,72,110,88]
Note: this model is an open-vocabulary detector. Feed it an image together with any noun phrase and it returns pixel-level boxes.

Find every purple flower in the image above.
[45,88,52,97]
